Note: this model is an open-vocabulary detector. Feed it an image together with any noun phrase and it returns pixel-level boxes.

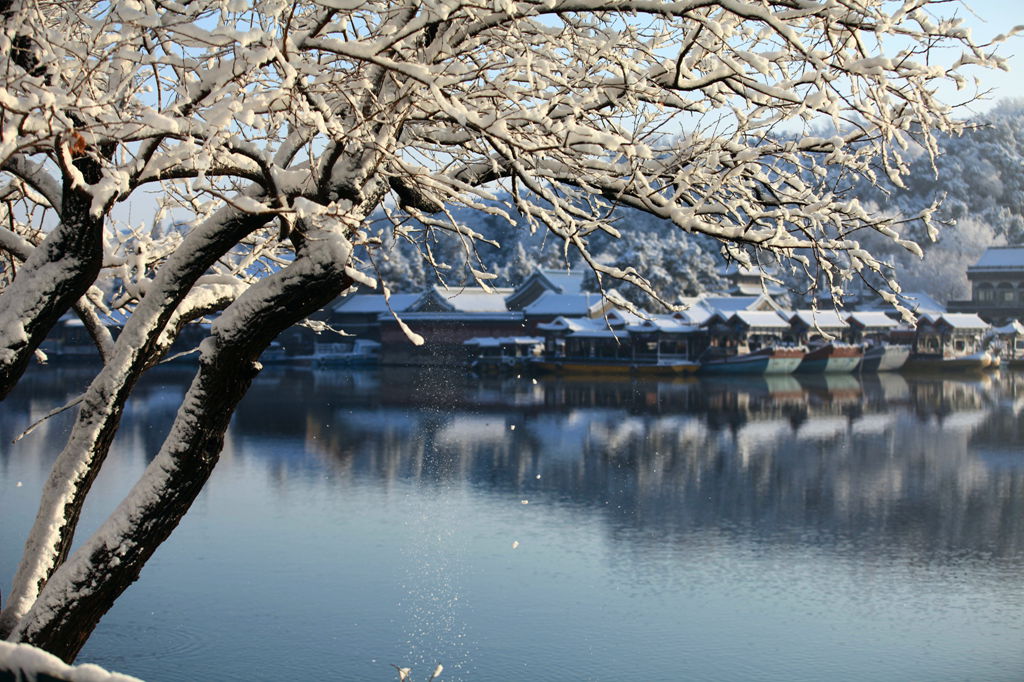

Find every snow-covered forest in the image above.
[362,98,1024,306]
[853,99,1024,302]
[0,0,1013,669]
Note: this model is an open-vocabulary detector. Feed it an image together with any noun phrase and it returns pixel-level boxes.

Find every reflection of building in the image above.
[948,246,1024,323]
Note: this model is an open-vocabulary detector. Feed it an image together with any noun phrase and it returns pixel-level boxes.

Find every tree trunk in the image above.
[0,159,106,399]
[0,206,272,637]
[8,228,355,661]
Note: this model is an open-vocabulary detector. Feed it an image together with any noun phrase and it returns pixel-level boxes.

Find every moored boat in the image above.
[532,358,699,376]
[314,338,382,367]
[905,313,991,372]
[857,343,910,372]
[903,350,993,372]
[698,345,805,375]
[465,336,543,374]
[796,342,862,373]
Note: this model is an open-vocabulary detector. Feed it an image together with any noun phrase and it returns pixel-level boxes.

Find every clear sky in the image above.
[953,0,1023,110]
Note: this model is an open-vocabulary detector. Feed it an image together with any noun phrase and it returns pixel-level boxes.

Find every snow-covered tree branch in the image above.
[0,0,1011,663]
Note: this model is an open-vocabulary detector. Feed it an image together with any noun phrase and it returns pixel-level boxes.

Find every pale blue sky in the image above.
[954,0,1023,109]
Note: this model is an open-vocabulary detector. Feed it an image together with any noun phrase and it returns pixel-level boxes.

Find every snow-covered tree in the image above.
[828,99,1024,303]
[0,0,1010,664]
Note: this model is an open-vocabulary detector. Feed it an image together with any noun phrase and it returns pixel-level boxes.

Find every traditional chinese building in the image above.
[947,246,1024,324]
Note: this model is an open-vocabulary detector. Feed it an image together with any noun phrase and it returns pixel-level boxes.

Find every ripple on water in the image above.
[81,618,212,682]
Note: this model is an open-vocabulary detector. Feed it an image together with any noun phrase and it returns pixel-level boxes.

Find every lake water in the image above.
[2,365,1023,681]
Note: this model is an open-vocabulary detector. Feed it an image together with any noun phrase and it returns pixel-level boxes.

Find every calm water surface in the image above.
[1,365,1023,681]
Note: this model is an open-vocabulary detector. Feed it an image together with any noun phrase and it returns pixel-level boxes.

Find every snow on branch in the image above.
[0,0,1010,658]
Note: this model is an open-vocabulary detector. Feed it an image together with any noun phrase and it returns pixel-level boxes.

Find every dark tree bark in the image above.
[10,233,355,661]
[0,208,275,640]
[0,157,106,399]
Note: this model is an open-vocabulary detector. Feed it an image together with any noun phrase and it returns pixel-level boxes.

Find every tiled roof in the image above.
[845,311,899,328]
[332,293,419,314]
[730,310,790,329]
[524,292,606,316]
[789,309,849,329]
[971,246,1024,270]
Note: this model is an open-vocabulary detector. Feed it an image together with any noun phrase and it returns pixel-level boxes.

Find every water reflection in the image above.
[2,365,1023,680]
[7,366,1022,565]
[259,370,1014,562]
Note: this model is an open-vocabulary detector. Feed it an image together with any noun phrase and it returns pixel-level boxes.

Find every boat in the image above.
[531,358,699,376]
[796,342,862,373]
[313,338,382,366]
[465,336,543,374]
[903,350,994,372]
[856,342,910,372]
[698,345,805,375]
[905,313,992,372]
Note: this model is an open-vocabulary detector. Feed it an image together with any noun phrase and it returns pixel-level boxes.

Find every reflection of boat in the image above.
[795,372,862,402]
[937,409,989,432]
[733,418,793,454]
[850,413,895,435]
[904,350,993,372]
[314,338,381,367]
[857,343,910,372]
[796,342,862,373]
[532,358,699,376]
[698,346,805,375]
[698,373,803,400]
[795,415,848,440]
[859,371,911,403]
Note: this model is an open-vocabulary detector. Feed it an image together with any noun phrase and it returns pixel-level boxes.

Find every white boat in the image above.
[314,338,382,366]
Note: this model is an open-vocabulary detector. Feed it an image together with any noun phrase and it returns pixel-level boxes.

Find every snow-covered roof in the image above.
[789,309,849,329]
[937,313,989,330]
[523,292,606,316]
[991,320,1024,336]
[845,311,899,328]
[505,268,587,309]
[464,336,543,347]
[899,291,947,315]
[917,312,988,330]
[701,294,764,313]
[538,268,585,295]
[673,298,715,325]
[332,293,418,315]
[717,263,765,278]
[727,310,790,329]
[627,315,699,334]
[536,316,629,338]
[970,246,1024,270]
[605,309,646,326]
[410,285,515,313]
